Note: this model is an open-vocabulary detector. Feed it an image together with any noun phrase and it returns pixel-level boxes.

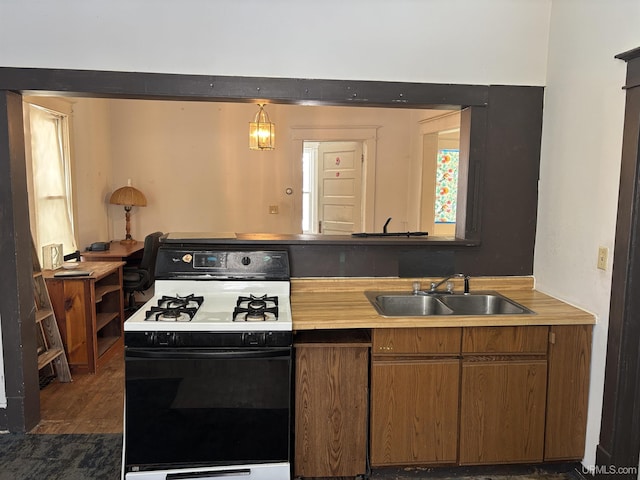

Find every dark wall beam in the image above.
[596,48,640,478]
[0,90,40,432]
[0,67,489,108]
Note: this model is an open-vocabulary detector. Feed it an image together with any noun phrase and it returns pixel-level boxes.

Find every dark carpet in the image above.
[0,433,122,480]
[0,433,583,480]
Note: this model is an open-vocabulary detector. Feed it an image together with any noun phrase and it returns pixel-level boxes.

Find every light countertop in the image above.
[291,276,595,330]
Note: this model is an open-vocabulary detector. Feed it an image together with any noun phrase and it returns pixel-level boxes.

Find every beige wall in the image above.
[72,98,114,249]
[533,0,639,468]
[71,98,449,247]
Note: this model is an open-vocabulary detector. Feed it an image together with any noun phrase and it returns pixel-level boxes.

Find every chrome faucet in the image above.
[413,273,470,295]
[430,273,470,294]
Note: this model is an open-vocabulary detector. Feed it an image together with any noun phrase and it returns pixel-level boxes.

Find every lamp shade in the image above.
[249,104,275,150]
[109,182,146,245]
[109,185,147,207]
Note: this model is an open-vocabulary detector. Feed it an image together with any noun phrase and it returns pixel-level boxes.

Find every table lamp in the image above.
[109,180,147,245]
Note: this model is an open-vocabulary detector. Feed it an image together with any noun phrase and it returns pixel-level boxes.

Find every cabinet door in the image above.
[295,344,368,477]
[371,359,459,466]
[460,360,547,464]
[46,278,93,368]
[545,325,592,460]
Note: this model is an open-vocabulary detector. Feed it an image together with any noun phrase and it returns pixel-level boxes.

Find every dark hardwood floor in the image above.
[31,344,124,434]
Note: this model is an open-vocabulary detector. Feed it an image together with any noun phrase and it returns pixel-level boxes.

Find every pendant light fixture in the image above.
[249,104,275,150]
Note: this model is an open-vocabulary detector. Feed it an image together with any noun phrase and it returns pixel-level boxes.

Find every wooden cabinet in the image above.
[294,323,592,471]
[459,326,548,465]
[370,325,592,466]
[370,328,461,466]
[44,261,125,374]
[294,330,370,478]
[544,324,592,460]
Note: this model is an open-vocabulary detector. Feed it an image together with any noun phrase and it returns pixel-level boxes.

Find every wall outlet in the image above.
[597,246,609,271]
[269,205,279,214]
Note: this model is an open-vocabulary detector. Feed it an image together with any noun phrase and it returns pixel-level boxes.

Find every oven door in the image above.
[124,346,291,478]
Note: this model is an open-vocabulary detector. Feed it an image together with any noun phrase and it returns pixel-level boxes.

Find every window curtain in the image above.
[28,104,77,257]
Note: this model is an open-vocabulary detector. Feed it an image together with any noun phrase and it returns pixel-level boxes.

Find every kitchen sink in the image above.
[365,291,535,317]
[439,293,535,315]
[367,293,455,316]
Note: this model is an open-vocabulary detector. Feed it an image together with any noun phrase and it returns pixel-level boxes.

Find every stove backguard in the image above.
[154,248,290,281]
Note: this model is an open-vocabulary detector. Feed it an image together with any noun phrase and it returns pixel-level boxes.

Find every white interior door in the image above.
[317,141,363,234]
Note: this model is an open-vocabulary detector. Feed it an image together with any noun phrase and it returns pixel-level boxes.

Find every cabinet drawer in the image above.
[373,327,461,355]
[462,326,548,354]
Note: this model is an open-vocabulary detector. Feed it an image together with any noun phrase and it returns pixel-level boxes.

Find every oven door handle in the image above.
[125,348,291,360]
[166,468,251,479]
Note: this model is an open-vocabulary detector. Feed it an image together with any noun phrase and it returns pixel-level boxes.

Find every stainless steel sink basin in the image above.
[365,291,534,317]
[366,293,454,316]
[439,293,535,315]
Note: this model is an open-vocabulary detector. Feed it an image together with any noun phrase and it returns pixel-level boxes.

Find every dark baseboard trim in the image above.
[371,462,584,479]
[595,444,612,468]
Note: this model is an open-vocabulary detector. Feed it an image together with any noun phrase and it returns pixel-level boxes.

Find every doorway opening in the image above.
[291,126,378,235]
[302,141,365,234]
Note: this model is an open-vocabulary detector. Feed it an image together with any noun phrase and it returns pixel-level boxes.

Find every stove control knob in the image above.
[241,256,251,266]
[243,332,265,346]
[155,332,175,346]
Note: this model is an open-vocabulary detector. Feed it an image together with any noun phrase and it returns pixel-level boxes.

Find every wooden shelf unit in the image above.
[43,261,125,374]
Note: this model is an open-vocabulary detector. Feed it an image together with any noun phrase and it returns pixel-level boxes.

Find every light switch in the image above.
[597,246,608,271]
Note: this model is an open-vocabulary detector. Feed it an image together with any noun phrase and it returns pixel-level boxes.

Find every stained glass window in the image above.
[434,149,459,223]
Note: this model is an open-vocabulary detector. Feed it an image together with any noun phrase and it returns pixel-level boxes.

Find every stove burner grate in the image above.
[158,294,204,309]
[233,294,279,322]
[236,294,279,307]
[146,306,199,322]
[145,294,203,322]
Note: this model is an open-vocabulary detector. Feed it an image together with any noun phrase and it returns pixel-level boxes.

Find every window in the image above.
[434,149,459,224]
[24,103,77,262]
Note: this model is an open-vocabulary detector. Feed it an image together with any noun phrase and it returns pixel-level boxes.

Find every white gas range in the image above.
[124,247,292,333]
[123,244,293,480]
[124,279,292,332]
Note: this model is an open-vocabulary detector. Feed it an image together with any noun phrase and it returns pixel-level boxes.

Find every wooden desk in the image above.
[81,241,144,262]
[43,261,125,374]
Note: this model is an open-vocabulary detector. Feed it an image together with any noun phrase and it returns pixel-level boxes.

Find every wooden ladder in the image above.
[32,239,72,383]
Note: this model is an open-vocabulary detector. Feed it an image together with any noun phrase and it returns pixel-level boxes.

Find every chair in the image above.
[123,231,163,310]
